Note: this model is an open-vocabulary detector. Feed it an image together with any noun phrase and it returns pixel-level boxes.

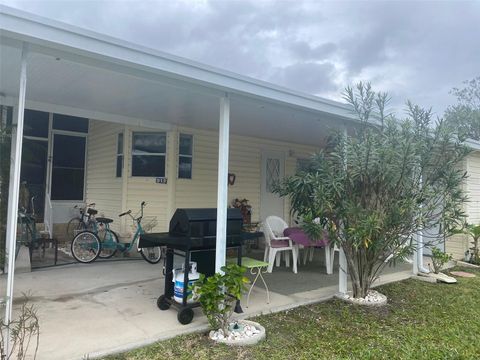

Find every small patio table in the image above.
[228,257,270,307]
[283,227,329,248]
[284,227,336,274]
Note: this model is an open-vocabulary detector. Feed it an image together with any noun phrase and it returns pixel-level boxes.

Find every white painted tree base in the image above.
[336,290,387,306]
[209,320,266,346]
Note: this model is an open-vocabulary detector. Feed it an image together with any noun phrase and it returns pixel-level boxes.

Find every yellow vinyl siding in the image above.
[174,126,317,225]
[87,124,318,233]
[85,120,123,233]
[446,153,480,259]
[466,152,480,223]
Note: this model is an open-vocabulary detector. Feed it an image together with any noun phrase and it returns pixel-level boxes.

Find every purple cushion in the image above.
[284,227,329,247]
[270,239,290,248]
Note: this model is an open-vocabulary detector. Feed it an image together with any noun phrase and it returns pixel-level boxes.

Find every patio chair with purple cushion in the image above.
[263,216,298,273]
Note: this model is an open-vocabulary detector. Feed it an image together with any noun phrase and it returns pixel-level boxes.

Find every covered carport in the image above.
[0,6,417,359]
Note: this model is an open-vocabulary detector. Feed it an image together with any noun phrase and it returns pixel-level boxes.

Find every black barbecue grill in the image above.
[139,208,258,324]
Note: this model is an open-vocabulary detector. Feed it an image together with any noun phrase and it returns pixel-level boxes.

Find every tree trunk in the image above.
[345,246,372,298]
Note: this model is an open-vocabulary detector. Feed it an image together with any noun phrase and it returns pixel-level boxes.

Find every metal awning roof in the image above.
[0,5,357,146]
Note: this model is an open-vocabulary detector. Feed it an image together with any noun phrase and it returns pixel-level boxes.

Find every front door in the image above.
[260,151,285,221]
[50,133,86,201]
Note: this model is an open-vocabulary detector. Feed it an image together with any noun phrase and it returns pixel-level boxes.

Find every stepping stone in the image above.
[418,272,457,283]
[450,271,476,278]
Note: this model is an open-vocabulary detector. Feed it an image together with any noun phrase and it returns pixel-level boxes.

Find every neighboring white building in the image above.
[446,140,480,260]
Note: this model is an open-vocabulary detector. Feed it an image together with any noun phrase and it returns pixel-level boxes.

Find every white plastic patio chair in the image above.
[263,216,298,273]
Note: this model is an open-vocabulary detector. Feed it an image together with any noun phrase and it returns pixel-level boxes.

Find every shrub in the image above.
[192,264,248,335]
[275,83,468,298]
[0,295,40,360]
[430,248,453,274]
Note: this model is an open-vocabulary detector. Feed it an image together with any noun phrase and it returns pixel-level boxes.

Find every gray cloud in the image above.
[1,0,479,115]
[289,41,337,61]
[271,62,337,94]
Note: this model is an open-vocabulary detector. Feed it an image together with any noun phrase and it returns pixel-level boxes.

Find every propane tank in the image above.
[173,262,200,304]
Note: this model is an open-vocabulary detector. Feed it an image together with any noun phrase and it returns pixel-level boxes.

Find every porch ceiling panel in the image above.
[1,42,347,147]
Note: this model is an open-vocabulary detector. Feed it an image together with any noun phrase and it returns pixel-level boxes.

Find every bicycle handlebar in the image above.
[119,202,147,221]
[118,210,132,217]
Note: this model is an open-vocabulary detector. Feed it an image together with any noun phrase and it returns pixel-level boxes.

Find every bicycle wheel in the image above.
[139,246,162,264]
[66,217,86,240]
[97,228,119,259]
[71,231,101,263]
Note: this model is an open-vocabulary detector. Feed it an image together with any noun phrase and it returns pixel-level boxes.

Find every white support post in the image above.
[4,43,28,333]
[215,93,230,274]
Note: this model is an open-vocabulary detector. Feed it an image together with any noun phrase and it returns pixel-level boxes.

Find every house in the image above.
[2,5,477,272]
[0,5,368,329]
[0,5,358,244]
[445,139,480,260]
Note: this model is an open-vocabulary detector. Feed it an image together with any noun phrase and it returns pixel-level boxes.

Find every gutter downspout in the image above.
[416,231,430,274]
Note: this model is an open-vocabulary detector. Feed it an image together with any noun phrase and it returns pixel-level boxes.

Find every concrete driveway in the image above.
[1,256,412,360]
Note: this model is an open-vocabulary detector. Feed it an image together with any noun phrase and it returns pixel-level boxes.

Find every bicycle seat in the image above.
[87,208,98,215]
[96,217,113,224]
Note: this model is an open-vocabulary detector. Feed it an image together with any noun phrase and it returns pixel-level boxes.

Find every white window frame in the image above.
[131,131,167,177]
[116,132,123,178]
[178,133,193,179]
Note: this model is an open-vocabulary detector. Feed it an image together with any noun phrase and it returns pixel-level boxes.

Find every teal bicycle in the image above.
[71,201,162,264]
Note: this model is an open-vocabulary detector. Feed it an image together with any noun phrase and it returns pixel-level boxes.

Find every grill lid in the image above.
[169,208,243,237]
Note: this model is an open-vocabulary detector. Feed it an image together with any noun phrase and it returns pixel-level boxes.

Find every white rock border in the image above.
[336,289,387,306]
[209,320,266,346]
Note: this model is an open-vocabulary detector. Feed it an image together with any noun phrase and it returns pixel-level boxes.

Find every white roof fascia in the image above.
[465,138,480,152]
[0,5,357,122]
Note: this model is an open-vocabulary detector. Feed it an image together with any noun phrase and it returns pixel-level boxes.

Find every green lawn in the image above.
[105,267,480,360]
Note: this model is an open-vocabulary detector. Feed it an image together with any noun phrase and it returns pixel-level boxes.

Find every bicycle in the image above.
[71,201,163,264]
[66,203,97,240]
[17,197,38,255]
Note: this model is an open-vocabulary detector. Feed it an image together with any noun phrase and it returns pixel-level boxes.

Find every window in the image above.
[53,113,89,133]
[116,133,123,178]
[178,134,193,179]
[131,132,166,177]
[266,158,280,193]
[51,134,86,200]
[24,109,49,138]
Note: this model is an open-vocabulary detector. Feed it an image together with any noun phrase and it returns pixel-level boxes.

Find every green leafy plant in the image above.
[0,295,40,360]
[275,82,468,298]
[445,76,480,141]
[192,264,248,335]
[460,223,480,264]
[429,248,453,274]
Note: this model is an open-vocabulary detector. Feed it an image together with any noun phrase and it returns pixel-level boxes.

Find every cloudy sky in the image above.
[2,0,479,115]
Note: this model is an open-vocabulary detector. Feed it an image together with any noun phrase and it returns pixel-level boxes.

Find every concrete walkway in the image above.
[1,257,413,360]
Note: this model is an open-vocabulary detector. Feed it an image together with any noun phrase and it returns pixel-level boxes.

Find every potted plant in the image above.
[231,198,252,225]
[192,263,265,345]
